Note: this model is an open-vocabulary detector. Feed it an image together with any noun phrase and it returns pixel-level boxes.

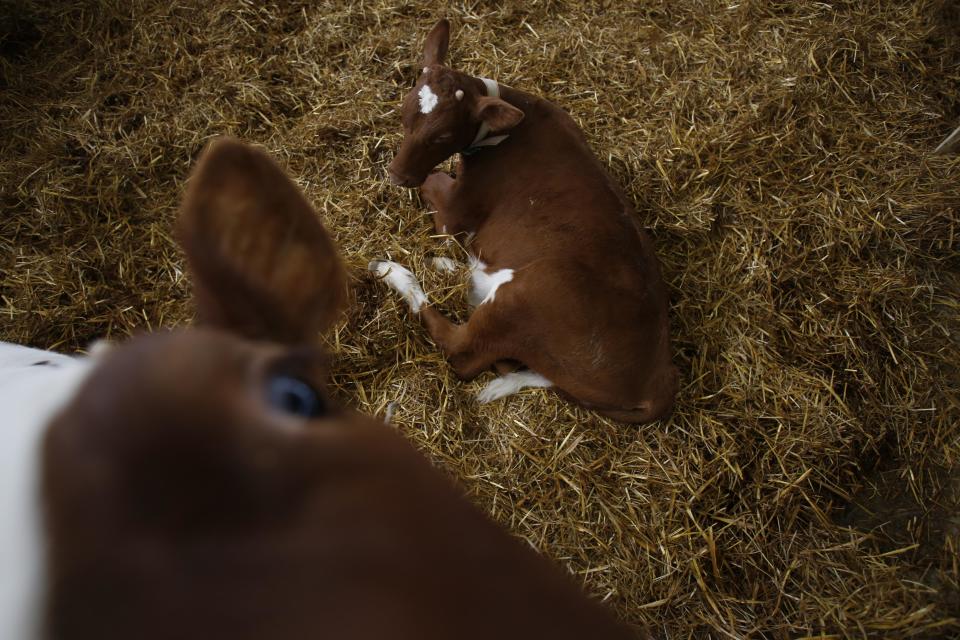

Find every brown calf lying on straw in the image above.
[371,19,678,424]
[0,139,637,640]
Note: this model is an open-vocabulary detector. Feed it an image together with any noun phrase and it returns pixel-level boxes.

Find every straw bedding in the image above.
[2,0,959,636]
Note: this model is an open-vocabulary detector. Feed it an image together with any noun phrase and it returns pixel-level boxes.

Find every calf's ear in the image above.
[474,96,525,134]
[423,19,450,66]
[176,137,347,344]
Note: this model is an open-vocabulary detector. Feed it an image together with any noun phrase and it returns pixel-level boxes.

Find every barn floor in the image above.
[2,0,959,637]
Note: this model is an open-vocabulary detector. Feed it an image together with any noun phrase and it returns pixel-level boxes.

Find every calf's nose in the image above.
[386,156,422,187]
[387,168,417,188]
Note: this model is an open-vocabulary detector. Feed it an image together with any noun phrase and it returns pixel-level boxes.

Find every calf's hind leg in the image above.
[417,304,519,380]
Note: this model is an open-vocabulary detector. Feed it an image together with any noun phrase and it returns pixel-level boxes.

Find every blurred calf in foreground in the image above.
[0,139,637,640]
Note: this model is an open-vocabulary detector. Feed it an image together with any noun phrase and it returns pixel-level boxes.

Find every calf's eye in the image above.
[266,375,326,418]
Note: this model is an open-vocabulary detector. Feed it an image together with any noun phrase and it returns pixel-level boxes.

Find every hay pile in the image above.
[2,0,959,636]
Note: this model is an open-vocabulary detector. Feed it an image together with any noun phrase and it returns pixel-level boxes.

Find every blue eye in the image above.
[266,375,325,418]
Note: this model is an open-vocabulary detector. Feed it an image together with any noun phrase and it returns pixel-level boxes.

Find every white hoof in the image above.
[369,260,428,313]
[477,371,553,404]
[431,256,460,273]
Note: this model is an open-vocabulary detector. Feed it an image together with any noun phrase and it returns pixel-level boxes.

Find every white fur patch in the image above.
[418,84,439,114]
[468,258,514,307]
[0,342,95,640]
[477,370,553,404]
[431,257,460,273]
[369,260,428,313]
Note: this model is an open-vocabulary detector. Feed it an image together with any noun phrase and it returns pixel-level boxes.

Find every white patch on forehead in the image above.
[0,342,95,640]
[418,84,439,114]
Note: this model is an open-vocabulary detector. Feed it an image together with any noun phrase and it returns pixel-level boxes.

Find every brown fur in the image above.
[384,20,678,424]
[40,139,638,639]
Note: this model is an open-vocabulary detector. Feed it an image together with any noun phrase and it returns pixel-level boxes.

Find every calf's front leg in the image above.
[368,260,514,379]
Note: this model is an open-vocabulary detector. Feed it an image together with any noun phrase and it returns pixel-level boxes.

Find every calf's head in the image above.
[39,139,637,639]
[387,19,525,187]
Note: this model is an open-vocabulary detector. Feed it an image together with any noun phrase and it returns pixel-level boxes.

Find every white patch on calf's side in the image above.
[468,257,514,307]
[418,85,439,114]
[477,370,553,404]
[369,260,428,313]
[0,342,95,640]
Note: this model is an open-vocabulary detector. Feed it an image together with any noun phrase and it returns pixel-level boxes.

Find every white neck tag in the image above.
[467,77,510,151]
